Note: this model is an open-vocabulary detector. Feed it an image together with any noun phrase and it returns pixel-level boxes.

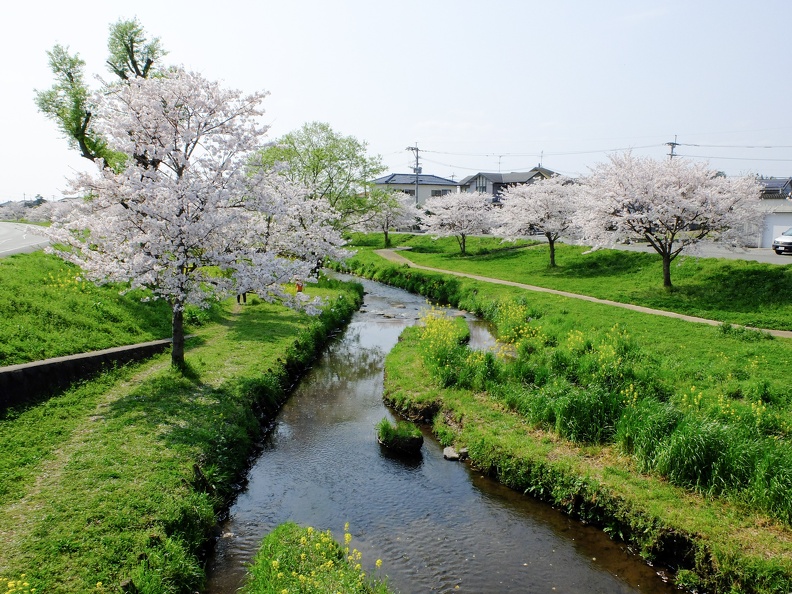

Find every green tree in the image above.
[105,18,165,80]
[34,18,165,169]
[253,121,386,229]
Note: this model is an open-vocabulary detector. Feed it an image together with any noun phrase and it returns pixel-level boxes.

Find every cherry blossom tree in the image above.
[26,199,79,223]
[497,175,580,267]
[421,191,492,255]
[356,190,417,246]
[47,67,347,367]
[582,153,763,288]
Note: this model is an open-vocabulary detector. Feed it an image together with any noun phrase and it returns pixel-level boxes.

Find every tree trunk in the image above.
[459,234,467,255]
[662,252,673,289]
[171,303,185,368]
[547,234,556,267]
[384,228,390,247]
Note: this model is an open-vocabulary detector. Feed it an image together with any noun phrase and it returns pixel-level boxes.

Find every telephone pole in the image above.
[406,144,421,204]
[667,135,679,159]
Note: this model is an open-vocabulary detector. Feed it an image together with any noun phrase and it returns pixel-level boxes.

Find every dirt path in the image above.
[374,248,792,340]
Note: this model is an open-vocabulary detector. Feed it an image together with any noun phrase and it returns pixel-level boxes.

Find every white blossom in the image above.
[46,67,348,365]
[497,175,581,267]
[581,153,763,287]
[421,191,492,254]
[356,190,418,245]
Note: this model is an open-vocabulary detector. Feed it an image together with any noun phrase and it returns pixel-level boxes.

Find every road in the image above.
[608,240,792,265]
[0,222,49,256]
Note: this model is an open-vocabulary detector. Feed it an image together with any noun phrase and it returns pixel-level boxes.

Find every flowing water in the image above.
[204,276,677,593]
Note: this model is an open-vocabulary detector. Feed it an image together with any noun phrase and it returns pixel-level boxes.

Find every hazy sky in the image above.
[3,0,792,201]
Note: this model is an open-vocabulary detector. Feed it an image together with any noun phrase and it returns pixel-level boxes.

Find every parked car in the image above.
[772,228,792,255]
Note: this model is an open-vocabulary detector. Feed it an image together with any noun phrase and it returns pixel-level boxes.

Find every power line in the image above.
[421,144,663,159]
[679,143,792,149]
[677,154,792,162]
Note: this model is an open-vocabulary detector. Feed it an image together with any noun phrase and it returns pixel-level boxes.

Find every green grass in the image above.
[347,232,792,331]
[241,522,392,594]
[334,240,792,592]
[0,252,174,365]
[385,321,792,594]
[0,277,362,593]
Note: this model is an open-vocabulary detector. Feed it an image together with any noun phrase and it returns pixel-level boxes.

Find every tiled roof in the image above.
[459,167,556,186]
[760,178,792,195]
[372,173,458,186]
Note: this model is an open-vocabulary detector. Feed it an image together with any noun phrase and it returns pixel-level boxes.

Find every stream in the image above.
[204,275,677,593]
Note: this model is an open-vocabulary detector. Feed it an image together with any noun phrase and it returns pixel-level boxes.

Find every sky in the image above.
[3,0,792,202]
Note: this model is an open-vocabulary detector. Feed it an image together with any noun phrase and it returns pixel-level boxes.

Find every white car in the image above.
[772,228,792,255]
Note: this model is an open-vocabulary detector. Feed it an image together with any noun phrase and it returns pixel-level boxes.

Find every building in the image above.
[372,173,458,206]
[758,177,792,248]
[458,167,556,201]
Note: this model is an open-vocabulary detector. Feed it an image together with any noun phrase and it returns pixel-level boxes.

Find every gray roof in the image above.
[372,173,458,186]
[760,177,792,196]
[459,167,556,187]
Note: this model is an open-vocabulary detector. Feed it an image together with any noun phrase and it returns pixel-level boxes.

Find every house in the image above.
[458,166,556,202]
[758,177,792,248]
[372,173,458,206]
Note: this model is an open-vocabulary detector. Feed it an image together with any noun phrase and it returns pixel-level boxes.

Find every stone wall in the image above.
[0,339,172,410]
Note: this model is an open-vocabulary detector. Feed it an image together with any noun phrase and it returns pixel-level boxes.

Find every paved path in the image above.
[0,222,48,256]
[374,248,792,340]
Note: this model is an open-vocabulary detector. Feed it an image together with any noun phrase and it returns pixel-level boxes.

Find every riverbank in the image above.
[331,248,792,593]
[0,278,362,593]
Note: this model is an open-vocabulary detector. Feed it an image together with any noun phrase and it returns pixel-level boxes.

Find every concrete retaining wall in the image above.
[0,339,172,410]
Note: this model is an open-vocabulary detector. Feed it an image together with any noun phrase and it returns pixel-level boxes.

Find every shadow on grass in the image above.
[553,248,660,278]
[671,265,792,312]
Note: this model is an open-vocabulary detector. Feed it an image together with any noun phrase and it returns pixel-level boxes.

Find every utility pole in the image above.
[667,135,679,159]
[406,144,421,205]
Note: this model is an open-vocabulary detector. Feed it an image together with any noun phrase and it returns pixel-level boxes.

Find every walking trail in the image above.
[374,248,792,340]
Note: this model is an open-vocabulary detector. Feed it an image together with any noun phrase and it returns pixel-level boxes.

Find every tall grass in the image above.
[416,303,792,524]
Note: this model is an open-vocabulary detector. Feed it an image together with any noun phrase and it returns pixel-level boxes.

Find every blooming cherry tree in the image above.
[420,191,492,255]
[47,68,347,367]
[582,153,763,288]
[497,175,580,267]
[356,190,418,246]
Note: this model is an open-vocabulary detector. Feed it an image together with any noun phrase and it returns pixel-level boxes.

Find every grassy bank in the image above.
[332,244,792,592]
[347,232,792,331]
[0,252,174,366]
[0,277,362,593]
[386,319,792,593]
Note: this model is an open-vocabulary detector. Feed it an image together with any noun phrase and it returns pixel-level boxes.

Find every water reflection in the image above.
[204,276,675,594]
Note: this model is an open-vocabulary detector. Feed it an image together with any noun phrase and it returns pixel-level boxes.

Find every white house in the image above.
[758,178,792,247]
[372,173,458,206]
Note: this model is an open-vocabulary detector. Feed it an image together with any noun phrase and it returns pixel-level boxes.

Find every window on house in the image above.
[404,190,415,197]
[431,190,442,197]
[475,176,487,193]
